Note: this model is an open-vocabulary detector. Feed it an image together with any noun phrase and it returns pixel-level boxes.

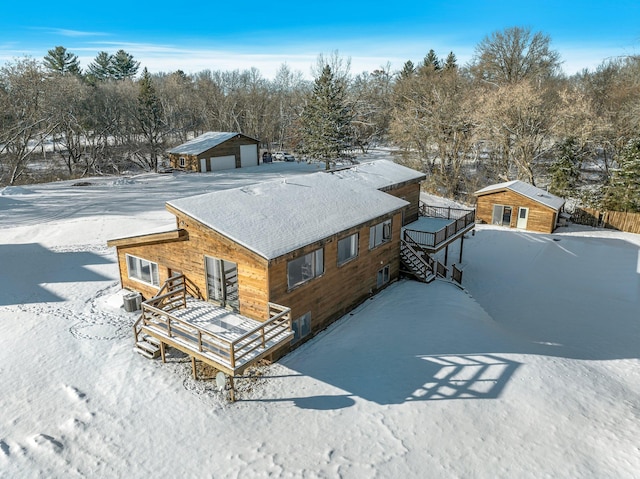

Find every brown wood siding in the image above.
[168,135,259,171]
[113,200,404,339]
[382,182,421,225]
[268,211,403,336]
[476,190,559,233]
[115,206,270,320]
[168,154,199,171]
[169,207,270,319]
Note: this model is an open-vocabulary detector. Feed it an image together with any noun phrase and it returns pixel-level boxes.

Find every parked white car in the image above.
[273,151,295,161]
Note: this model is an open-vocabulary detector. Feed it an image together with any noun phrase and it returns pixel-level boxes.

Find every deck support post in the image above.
[160,342,166,363]
[444,244,449,266]
[459,235,464,263]
[191,356,197,379]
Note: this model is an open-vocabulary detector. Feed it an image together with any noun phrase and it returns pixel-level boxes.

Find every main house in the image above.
[107,160,474,381]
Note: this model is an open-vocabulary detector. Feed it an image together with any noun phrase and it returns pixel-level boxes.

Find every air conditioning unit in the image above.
[123,292,142,312]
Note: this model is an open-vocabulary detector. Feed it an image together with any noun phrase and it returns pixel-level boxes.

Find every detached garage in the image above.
[475,180,565,234]
[168,132,259,172]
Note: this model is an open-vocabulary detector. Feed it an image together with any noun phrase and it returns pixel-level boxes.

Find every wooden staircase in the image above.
[132,274,203,359]
[400,235,463,286]
[400,237,436,283]
[134,334,161,359]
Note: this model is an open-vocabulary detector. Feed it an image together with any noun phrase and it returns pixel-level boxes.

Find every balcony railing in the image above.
[405,204,475,249]
[133,275,292,374]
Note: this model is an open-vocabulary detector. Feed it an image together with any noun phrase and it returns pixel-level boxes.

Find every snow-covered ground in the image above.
[1,152,639,478]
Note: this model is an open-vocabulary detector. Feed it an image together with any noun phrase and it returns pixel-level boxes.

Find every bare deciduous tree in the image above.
[470,26,561,85]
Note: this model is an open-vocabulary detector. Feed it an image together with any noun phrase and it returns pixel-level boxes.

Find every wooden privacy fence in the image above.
[572,208,640,234]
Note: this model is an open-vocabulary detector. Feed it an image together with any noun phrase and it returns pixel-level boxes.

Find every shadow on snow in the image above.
[266,230,638,409]
[0,243,113,306]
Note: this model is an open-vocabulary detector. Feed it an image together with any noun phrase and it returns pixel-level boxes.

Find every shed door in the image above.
[492,205,504,225]
[517,207,529,229]
[492,204,513,226]
[210,155,236,172]
[240,144,258,167]
[199,158,208,172]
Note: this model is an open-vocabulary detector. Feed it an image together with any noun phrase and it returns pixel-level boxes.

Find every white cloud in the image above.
[34,27,109,38]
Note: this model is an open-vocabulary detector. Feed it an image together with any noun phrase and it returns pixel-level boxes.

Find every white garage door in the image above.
[210,155,236,172]
[240,144,258,167]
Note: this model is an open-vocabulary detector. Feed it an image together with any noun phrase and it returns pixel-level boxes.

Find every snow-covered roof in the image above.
[331,159,425,189]
[168,132,257,156]
[475,180,565,210]
[167,172,408,260]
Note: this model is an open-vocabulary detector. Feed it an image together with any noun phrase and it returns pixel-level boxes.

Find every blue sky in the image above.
[1,0,638,78]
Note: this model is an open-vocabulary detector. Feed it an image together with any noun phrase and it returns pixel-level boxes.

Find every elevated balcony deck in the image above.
[403,204,475,253]
[399,204,475,285]
[133,275,293,377]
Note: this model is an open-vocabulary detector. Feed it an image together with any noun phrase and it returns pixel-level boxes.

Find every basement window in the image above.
[292,312,311,343]
[126,254,159,287]
[377,264,390,288]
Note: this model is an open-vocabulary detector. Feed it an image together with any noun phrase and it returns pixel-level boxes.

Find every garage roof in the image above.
[168,132,258,156]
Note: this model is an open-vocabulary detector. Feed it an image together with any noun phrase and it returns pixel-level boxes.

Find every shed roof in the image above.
[168,132,258,156]
[475,180,565,210]
[167,171,408,260]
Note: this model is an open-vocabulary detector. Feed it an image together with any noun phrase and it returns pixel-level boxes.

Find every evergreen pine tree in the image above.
[422,49,441,70]
[299,65,352,170]
[111,50,140,80]
[137,68,165,172]
[549,138,581,197]
[43,46,81,75]
[603,138,640,212]
[87,51,113,82]
[444,52,458,70]
[399,60,416,79]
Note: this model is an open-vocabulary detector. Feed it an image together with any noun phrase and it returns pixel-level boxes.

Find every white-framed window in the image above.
[179,157,186,167]
[337,233,359,265]
[292,311,311,343]
[126,254,160,287]
[369,219,392,249]
[377,264,390,288]
[287,248,324,289]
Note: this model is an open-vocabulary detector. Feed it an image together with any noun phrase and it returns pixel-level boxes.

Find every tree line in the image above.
[1,26,638,211]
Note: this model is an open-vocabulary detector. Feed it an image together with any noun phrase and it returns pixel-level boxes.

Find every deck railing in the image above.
[401,231,464,286]
[405,204,475,248]
[133,275,291,371]
[451,264,463,284]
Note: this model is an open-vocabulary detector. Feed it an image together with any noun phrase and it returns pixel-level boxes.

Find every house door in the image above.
[199,158,208,172]
[204,256,239,310]
[517,207,529,229]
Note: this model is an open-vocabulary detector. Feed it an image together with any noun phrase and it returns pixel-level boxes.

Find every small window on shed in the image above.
[179,157,186,167]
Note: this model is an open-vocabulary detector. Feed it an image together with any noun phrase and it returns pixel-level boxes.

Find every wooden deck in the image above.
[403,204,475,253]
[399,204,474,286]
[133,275,293,376]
